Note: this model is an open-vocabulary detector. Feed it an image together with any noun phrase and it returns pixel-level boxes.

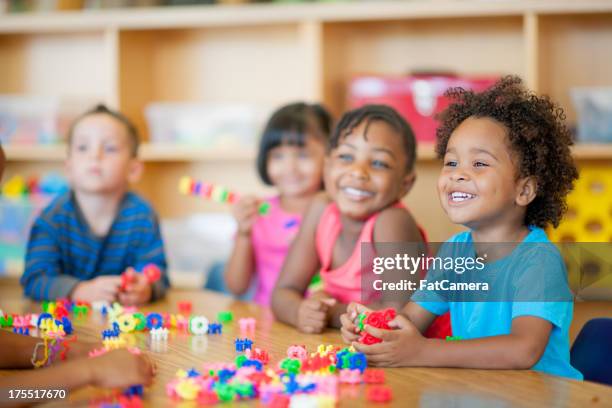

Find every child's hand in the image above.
[89,349,156,388]
[232,195,259,235]
[118,268,152,306]
[66,340,101,360]
[340,302,373,344]
[352,314,425,367]
[71,276,121,303]
[296,297,336,334]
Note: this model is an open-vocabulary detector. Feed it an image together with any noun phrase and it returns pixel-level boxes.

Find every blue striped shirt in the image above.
[21,191,170,301]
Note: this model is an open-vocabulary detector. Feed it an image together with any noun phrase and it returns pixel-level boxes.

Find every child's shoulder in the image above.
[122,191,157,218]
[36,191,74,225]
[373,204,421,242]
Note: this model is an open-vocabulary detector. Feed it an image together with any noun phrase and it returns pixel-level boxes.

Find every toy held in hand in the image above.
[178,176,270,215]
[357,308,396,345]
[120,264,162,291]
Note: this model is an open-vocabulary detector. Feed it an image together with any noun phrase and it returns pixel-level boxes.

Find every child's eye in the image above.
[337,153,353,162]
[270,151,284,160]
[105,145,118,153]
[371,160,390,169]
[474,161,489,167]
[444,160,457,167]
[298,150,311,159]
[76,144,87,152]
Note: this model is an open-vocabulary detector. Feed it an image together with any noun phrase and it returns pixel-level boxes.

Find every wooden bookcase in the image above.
[1,0,612,241]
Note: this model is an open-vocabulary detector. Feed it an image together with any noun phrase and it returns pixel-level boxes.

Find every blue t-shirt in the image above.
[21,191,169,301]
[413,227,582,380]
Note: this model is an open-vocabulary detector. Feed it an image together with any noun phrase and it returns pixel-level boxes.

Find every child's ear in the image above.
[127,158,143,184]
[516,176,537,207]
[400,171,417,197]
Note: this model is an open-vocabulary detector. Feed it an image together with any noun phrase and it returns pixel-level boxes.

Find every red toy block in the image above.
[366,385,393,403]
[178,301,192,315]
[364,369,385,384]
[143,264,161,283]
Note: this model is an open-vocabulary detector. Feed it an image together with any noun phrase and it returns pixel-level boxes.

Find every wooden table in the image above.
[1,280,611,407]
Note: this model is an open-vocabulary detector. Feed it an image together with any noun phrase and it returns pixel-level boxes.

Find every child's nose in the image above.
[349,161,369,180]
[450,168,470,182]
[91,146,104,160]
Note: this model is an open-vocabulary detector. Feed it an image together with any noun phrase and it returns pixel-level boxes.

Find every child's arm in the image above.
[20,218,81,301]
[353,302,552,369]
[0,348,155,404]
[271,194,331,333]
[0,330,97,369]
[223,196,258,296]
[119,212,169,305]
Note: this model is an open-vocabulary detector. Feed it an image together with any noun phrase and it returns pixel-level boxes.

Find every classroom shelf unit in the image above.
[2,0,612,241]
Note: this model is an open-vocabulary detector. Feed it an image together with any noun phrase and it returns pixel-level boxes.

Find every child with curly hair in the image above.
[341,76,582,379]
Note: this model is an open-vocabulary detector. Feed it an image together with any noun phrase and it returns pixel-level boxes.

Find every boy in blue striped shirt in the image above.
[21,105,170,304]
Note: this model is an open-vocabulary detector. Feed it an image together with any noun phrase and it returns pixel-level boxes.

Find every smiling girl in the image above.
[341,77,582,380]
[271,105,430,333]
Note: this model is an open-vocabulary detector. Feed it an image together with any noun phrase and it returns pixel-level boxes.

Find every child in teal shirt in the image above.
[340,76,582,379]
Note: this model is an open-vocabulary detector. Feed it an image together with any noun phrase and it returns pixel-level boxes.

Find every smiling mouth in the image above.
[341,186,375,200]
[449,191,476,203]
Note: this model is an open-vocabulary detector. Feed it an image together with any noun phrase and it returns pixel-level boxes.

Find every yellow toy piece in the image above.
[548,166,612,243]
[117,314,136,333]
[175,379,199,400]
[1,175,27,198]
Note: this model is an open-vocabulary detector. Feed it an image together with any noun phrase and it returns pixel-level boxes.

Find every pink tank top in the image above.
[251,196,302,306]
[315,202,426,304]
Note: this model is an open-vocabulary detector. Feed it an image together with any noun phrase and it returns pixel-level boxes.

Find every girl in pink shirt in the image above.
[272,105,450,337]
[224,103,332,306]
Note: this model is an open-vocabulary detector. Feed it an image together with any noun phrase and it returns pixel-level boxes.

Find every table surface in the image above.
[1,279,611,407]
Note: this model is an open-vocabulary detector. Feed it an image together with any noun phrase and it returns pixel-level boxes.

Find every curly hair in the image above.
[435,76,578,228]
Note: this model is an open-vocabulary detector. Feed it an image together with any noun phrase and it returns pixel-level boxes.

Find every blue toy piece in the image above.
[37,313,53,327]
[217,369,236,383]
[281,374,299,394]
[61,317,73,335]
[146,313,163,330]
[349,352,367,373]
[242,359,263,371]
[234,338,254,352]
[187,368,200,378]
[571,318,612,385]
[13,327,29,336]
[101,321,121,339]
[208,322,223,334]
[123,385,143,397]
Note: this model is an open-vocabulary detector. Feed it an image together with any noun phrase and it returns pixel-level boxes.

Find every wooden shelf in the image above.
[571,144,612,160]
[3,144,256,162]
[1,0,612,33]
[4,143,611,163]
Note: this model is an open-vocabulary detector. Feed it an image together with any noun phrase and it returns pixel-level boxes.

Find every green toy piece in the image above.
[357,312,367,331]
[235,354,248,368]
[280,358,301,374]
[217,311,233,323]
[445,335,463,341]
[258,201,271,215]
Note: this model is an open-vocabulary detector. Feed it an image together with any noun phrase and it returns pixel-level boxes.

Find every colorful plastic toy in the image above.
[358,308,397,345]
[178,301,192,315]
[366,385,393,403]
[189,316,209,335]
[363,368,385,384]
[178,177,271,215]
[287,345,308,360]
[208,322,223,334]
[217,311,233,323]
[150,327,169,341]
[238,317,256,333]
[234,338,254,352]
